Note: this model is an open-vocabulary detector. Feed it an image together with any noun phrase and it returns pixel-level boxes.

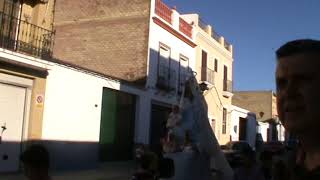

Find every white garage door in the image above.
[0,82,27,172]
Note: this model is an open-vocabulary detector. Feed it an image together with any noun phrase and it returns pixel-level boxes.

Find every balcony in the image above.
[155,0,172,24]
[201,67,215,85]
[179,17,192,38]
[222,80,233,98]
[157,65,176,91]
[0,11,54,58]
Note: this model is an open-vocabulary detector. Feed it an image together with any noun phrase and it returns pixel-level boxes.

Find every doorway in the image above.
[99,88,136,161]
[150,103,171,155]
[239,117,247,141]
[0,82,27,172]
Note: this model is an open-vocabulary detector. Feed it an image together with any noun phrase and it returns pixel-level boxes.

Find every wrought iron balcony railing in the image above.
[224,39,231,51]
[179,17,192,38]
[155,0,172,24]
[0,11,54,58]
[223,80,233,92]
[201,67,215,85]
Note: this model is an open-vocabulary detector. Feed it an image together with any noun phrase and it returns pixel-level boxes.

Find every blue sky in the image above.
[163,0,320,91]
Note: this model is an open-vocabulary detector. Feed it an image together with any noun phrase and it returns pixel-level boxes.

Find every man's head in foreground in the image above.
[20,144,50,180]
[276,39,320,138]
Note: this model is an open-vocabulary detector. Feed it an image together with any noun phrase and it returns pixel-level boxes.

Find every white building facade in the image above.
[230,105,257,148]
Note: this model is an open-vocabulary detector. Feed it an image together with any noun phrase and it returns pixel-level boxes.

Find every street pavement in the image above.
[0,161,135,180]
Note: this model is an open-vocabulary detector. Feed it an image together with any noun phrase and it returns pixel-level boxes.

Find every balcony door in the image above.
[201,50,207,81]
[0,0,20,50]
[223,65,228,91]
[239,117,247,141]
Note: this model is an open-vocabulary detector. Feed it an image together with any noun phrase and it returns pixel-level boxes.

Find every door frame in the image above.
[0,72,32,146]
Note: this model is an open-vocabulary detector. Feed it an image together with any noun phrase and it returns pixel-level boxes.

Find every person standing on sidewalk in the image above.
[20,144,51,180]
[275,39,320,179]
[233,148,265,180]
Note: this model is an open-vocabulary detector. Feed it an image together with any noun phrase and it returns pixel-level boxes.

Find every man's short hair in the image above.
[20,144,50,169]
[276,39,320,59]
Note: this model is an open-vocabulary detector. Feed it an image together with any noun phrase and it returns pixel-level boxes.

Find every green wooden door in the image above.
[99,88,136,161]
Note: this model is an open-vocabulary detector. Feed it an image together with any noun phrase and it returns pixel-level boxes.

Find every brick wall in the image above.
[53,0,151,85]
[232,91,273,122]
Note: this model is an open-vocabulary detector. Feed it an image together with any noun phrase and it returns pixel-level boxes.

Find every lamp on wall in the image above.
[199,82,209,92]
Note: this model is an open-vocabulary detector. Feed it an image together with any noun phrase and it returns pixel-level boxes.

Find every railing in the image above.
[199,17,221,43]
[224,39,231,51]
[198,18,208,32]
[157,65,176,91]
[0,11,54,58]
[211,29,220,42]
[223,80,233,92]
[179,17,192,38]
[155,0,172,24]
[198,17,232,52]
[201,67,215,85]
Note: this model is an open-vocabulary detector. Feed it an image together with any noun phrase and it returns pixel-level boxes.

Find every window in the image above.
[222,108,227,134]
[214,59,218,72]
[201,50,207,81]
[223,65,228,91]
[0,0,20,48]
[178,54,189,92]
[158,44,170,66]
[157,43,171,89]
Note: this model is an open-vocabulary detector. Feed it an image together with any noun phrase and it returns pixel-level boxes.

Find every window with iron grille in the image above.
[222,108,227,134]
[0,0,54,57]
[178,54,189,93]
[0,0,20,49]
[157,43,171,89]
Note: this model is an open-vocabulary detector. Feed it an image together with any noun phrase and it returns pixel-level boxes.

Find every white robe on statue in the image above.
[163,77,233,180]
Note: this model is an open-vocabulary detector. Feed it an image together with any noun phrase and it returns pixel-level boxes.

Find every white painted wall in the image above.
[148,1,196,91]
[0,48,53,69]
[277,123,286,141]
[258,122,269,142]
[230,105,256,148]
[42,63,147,143]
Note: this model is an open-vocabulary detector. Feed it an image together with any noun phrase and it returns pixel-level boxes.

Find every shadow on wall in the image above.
[0,49,198,173]
[145,47,199,153]
[0,140,101,173]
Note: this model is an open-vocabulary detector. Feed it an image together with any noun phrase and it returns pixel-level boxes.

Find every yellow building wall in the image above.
[194,27,233,145]
[21,0,55,30]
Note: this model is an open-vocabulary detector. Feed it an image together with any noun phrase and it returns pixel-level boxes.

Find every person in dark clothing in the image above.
[259,151,273,180]
[20,144,51,180]
[132,153,156,180]
[233,148,265,180]
[275,39,320,179]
